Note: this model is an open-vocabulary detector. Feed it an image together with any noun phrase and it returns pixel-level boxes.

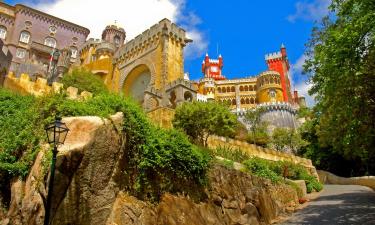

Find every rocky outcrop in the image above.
[1,113,299,225]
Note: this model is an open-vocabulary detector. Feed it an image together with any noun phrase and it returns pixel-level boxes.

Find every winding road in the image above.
[279,185,375,225]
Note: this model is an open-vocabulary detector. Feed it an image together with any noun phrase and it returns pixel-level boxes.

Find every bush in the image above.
[173,101,237,146]
[242,156,323,193]
[61,69,109,95]
[242,158,282,183]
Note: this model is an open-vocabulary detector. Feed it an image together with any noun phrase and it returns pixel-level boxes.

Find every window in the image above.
[16,48,26,58]
[44,37,56,48]
[70,47,78,58]
[19,31,31,43]
[49,26,57,34]
[0,26,7,39]
[114,35,121,46]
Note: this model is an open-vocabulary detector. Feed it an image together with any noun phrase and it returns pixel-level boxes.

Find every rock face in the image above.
[1,113,298,225]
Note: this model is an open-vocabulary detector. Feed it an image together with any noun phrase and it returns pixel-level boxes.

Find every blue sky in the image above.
[5,0,331,106]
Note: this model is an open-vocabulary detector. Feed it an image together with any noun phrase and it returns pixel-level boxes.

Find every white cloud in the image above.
[295,81,315,107]
[287,0,331,22]
[32,0,207,58]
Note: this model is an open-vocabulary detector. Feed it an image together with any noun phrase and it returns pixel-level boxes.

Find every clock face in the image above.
[211,66,219,73]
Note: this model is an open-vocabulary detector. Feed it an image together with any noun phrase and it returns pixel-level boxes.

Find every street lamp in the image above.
[44,117,69,225]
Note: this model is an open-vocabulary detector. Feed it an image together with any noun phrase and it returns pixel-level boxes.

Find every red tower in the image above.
[201,53,226,80]
[265,44,292,102]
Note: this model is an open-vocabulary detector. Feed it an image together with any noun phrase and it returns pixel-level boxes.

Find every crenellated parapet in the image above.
[3,72,92,100]
[165,78,197,92]
[114,19,190,69]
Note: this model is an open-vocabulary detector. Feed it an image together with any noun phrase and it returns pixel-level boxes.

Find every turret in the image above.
[265,44,292,102]
[101,22,126,49]
[201,53,225,81]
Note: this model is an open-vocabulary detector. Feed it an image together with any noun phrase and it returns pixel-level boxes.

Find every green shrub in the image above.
[242,157,282,183]
[241,156,323,193]
[61,69,109,95]
[285,180,304,198]
[173,101,237,146]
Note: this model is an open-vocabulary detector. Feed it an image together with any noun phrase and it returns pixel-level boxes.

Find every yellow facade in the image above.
[198,71,284,110]
[79,19,189,104]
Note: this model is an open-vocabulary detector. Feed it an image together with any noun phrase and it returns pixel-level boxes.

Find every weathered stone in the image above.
[1,114,300,225]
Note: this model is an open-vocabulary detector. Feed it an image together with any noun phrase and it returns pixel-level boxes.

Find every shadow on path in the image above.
[280,185,375,225]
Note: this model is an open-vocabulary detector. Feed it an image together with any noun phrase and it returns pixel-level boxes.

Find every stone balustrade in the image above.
[207,135,318,177]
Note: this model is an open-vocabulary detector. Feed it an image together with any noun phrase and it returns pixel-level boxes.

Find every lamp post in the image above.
[44,117,69,225]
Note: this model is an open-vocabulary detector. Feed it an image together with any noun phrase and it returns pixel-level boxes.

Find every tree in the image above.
[271,128,290,151]
[244,107,267,145]
[246,122,270,148]
[61,69,109,95]
[271,127,308,153]
[304,0,375,175]
[173,101,238,146]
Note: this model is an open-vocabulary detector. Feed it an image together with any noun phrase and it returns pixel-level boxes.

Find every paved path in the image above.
[279,185,375,225]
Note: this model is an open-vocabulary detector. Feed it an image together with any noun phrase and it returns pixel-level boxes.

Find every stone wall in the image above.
[0,113,300,225]
[318,170,375,190]
[147,107,175,129]
[2,72,92,100]
[207,135,318,177]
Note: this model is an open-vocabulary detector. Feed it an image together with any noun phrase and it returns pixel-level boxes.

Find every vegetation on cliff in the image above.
[0,88,210,205]
[243,157,322,193]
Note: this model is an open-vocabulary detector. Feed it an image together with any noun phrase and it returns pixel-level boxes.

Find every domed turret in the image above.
[101,21,126,48]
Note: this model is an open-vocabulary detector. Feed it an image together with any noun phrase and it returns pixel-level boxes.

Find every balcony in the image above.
[30,41,54,54]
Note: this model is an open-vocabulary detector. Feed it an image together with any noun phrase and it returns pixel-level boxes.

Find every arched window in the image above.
[232,99,236,105]
[244,86,249,91]
[19,31,31,43]
[70,46,78,59]
[44,37,56,48]
[246,98,250,104]
[250,98,255,104]
[231,86,235,92]
[226,87,230,92]
[249,85,253,91]
[217,87,221,93]
[0,26,7,39]
[254,85,257,90]
[222,87,226,93]
[241,98,245,104]
[239,86,244,91]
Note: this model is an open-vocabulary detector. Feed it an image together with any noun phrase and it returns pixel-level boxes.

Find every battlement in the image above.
[265,51,282,61]
[115,18,188,61]
[165,78,197,92]
[3,72,92,100]
[258,70,281,77]
[209,59,219,64]
[79,38,102,53]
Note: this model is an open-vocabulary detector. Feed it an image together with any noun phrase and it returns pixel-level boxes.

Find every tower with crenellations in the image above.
[265,44,293,103]
[196,44,306,130]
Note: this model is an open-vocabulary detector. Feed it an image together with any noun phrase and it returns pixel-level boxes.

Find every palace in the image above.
[0,2,89,80]
[0,1,305,129]
[195,46,306,129]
